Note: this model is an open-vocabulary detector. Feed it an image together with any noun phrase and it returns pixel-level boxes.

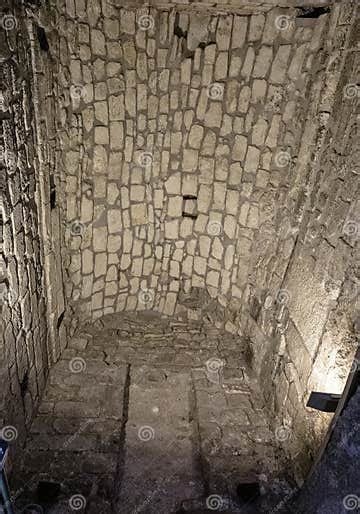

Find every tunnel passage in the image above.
[0,0,359,513]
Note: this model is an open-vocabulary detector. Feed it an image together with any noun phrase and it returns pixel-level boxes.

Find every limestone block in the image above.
[183,149,199,172]
[265,115,281,148]
[104,19,119,40]
[244,146,260,173]
[252,118,268,146]
[207,270,220,288]
[110,122,124,150]
[91,30,106,56]
[229,162,243,186]
[204,103,222,128]
[93,146,108,174]
[216,16,232,51]
[95,126,109,145]
[181,59,192,85]
[214,53,228,81]
[201,130,216,156]
[93,227,108,252]
[288,44,307,81]
[188,125,204,149]
[107,42,122,61]
[131,204,148,226]
[82,249,93,275]
[253,47,273,78]
[224,215,236,239]
[120,10,135,34]
[229,55,242,78]
[194,89,208,124]
[249,14,265,43]
[180,218,194,238]
[188,15,210,52]
[226,190,240,216]
[94,176,107,198]
[226,80,239,113]
[168,196,182,217]
[238,86,251,113]
[251,79,267,103]
[108,210,122,233]
[241,47,255,81]
[270,46,292,84]
[81,197,93,223]
[94,102,109,125]
[107,235,121,252]
[232,135,248,162]
[194,256,207,275]
[123,41,136,67]
[199,157,214,184]
[165,220,179,240]
[232,17,247,48]
[130,185,145,202]
[94,253,107,277]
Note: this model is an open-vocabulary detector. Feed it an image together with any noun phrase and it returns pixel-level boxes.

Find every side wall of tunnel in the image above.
[0,0,68,461]
[241,1,359,482]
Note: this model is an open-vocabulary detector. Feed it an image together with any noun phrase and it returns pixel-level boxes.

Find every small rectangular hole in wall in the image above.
[50,175,56,209]
[182,195,198,219]
[297,7,330,18]
[296,6,330,26]
[37,26,49,52]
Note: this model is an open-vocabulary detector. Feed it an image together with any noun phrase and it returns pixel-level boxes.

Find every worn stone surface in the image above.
[241,0,360,483]
[58,1,334,329]
[13,313,280,513]
[0,0,67,463]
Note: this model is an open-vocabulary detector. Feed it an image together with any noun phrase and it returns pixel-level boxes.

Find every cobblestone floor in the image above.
[14,313,281,513]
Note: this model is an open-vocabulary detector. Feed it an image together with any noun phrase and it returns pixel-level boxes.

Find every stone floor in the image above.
[13,312,283,513]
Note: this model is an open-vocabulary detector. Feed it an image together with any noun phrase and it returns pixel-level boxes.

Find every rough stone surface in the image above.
[0,0,67,462]
[14,313,279,513]
[0,0,359,513]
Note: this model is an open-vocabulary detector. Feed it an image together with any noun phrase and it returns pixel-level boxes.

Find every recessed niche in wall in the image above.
[37,26,49,52]
[182,195,198,219]
[50,175,56,209]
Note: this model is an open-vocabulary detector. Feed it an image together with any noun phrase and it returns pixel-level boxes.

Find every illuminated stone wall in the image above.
[57,0,333,327]
[0,0,67,456]
[241,0,359,481]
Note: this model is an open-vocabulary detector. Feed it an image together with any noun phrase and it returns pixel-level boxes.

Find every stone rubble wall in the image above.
[0,0,67,460]
[242,0,359,483]
[58,0,332,331]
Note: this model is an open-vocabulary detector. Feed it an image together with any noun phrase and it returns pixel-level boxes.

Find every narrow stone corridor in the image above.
[1,1,359,513]
[15,313,279,513]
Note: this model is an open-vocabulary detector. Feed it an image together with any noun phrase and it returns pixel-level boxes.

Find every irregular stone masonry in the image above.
[0,1,67,464]
[1,7,53,453]
[242,0,360,482]
[58,1,329,327]
[15,312,278,513]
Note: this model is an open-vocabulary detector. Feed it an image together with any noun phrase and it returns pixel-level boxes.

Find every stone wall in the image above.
[58,0,334,329]
[1,0,357,488]
[0,0,66,459]
[241,0,359,482]
[55,0,360,482]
